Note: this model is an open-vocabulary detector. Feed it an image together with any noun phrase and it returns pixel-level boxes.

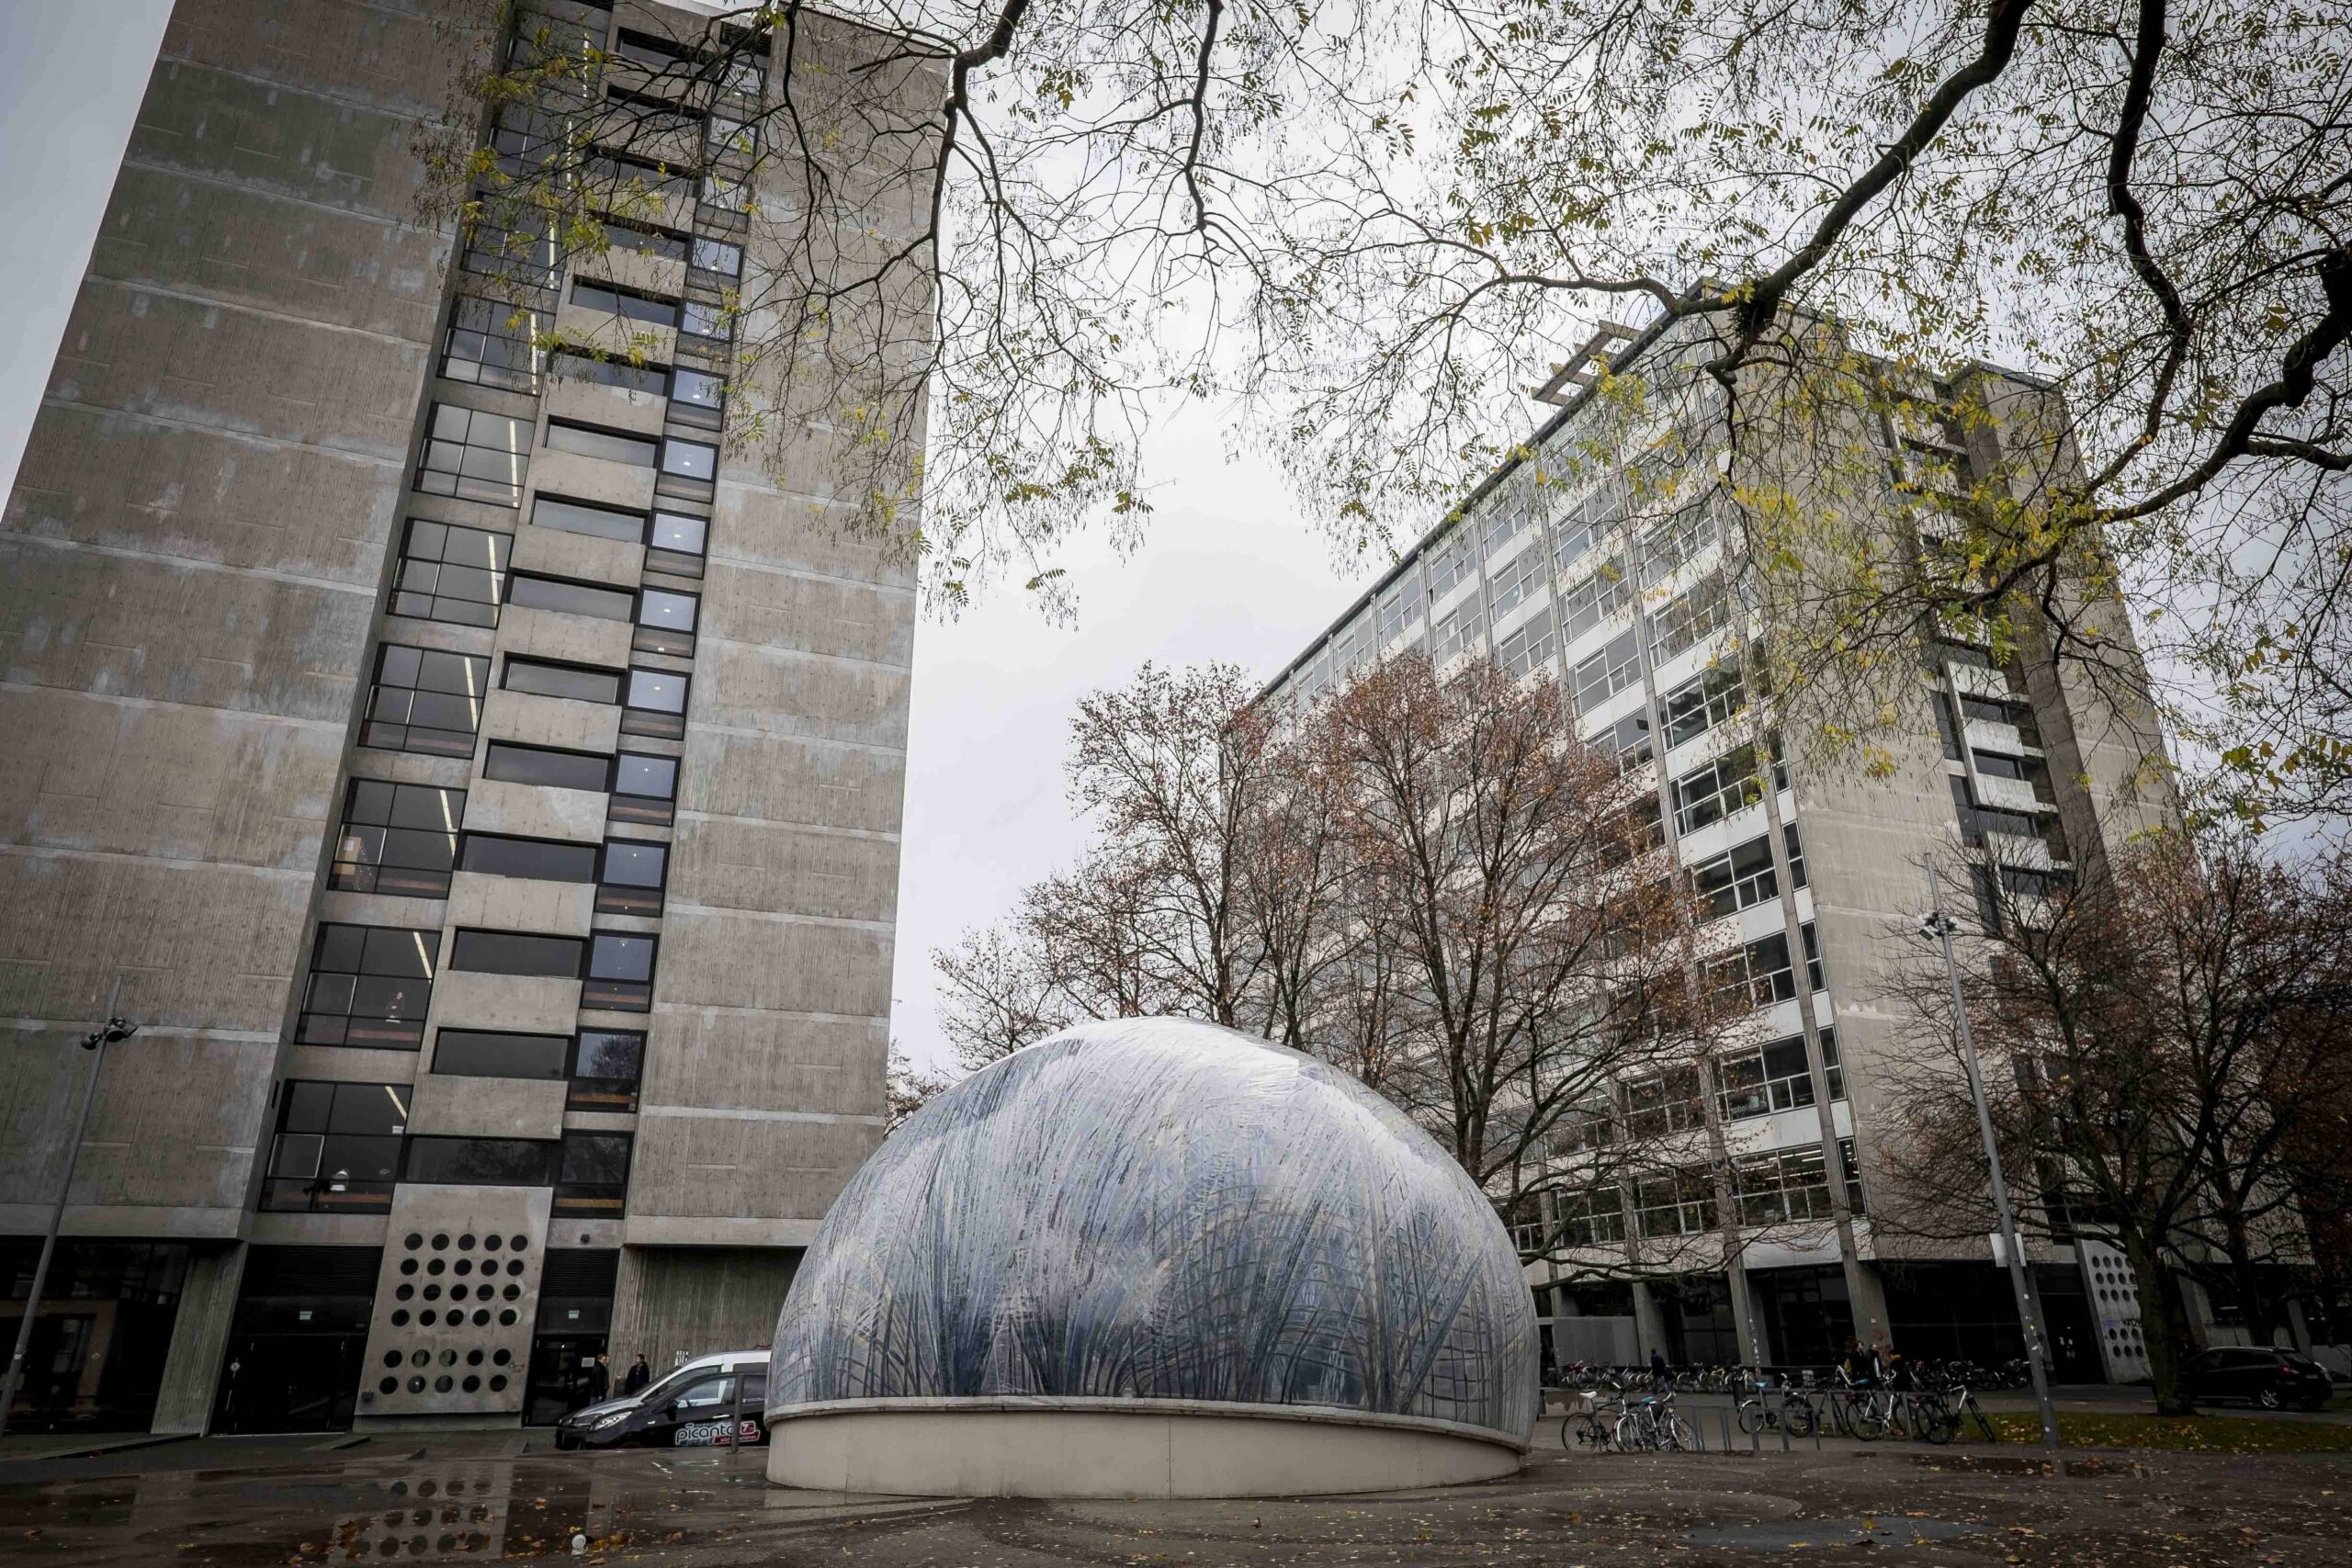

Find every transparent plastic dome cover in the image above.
[768,1017,1540,1443]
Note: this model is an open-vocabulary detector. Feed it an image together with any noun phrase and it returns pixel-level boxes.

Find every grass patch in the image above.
[1982,1411,2352,1454]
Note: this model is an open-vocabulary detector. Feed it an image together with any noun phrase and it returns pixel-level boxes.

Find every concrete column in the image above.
[1740,1271,1774,1365]
[1850,1261,1893,1355]
[150,1243,244,1435]
[1630,1280,1670,1362]
[2286,1300,2312,1354]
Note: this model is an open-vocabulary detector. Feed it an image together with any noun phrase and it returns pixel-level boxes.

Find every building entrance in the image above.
[1754,1265,1853,1367]
[212,1246,379,1434]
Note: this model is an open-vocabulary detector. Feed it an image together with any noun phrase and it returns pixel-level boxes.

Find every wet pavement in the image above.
[0,1432,2346,1564]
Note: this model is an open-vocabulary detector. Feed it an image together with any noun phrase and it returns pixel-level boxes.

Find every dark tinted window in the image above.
[599,840,665,889]
[448,929,584,978]
[417,404,529,505]
[298,925,437,1049]
[433,1029,570,1080]
[569,278,680,329]
[484,742,610,793]
[461,834,598,883]
[588,932,655,982]
[547,419,658,468]
[532,494,647,544]
[551,349,664,396]
[392,518,509,627]
[332,781,464,897]
[554,1131,632,1215]
[574,1030,644,1082]
[569,1029,645,1112]
[403,1137,559,1186]
[503,658,623,705]
[262,1081,407,1213]
[366,645,490,758]
[508,573,635,622]
[442,295,542,391]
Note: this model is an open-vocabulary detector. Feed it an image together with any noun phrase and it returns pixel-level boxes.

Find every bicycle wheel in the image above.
[1918,1396,1956,1444]
[1561,1414,1579,1452]
[1736,1399,1765,1436]
[1786,1396,1819,1438]
[1965,1395,1999,1443]
[1849,1396,1888,1441]
[1668,1413,1701,1451]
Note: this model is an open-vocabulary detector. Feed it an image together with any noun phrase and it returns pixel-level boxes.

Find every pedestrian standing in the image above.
[585,1353,610,1404]
[624,1354,650,1394]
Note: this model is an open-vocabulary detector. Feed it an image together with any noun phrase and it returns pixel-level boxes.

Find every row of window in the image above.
[295,919,658,1048]
[263,1082,632,1215]
[1297,479,1724,699]
[414,403,718,508]
[393,519,700,649]
[365,644,689,760]
[1537,1029,1844,1166]
[334,809,667,913]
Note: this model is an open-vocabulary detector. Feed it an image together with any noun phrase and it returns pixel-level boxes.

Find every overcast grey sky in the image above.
[0,0,1365,1076]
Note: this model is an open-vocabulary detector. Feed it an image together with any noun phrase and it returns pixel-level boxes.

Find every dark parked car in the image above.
[554,1353,768,1450]
[2183,1346,2333,1411]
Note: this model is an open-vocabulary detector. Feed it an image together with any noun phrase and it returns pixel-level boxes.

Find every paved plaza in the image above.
[2,1422,2346,1567]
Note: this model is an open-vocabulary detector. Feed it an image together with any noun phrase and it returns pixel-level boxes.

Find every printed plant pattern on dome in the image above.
[768,1018,1539,1443]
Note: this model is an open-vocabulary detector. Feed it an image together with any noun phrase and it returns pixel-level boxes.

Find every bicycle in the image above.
[1825,1368,1893,1440]
[1559,1389,1621,1452]
[1905,1382,1999,1444]
[1615,1390,1704,1451]
[1736,1372,1819,1438]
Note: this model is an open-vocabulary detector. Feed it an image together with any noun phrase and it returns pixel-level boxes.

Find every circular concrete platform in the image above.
[763,1397,1527,1498]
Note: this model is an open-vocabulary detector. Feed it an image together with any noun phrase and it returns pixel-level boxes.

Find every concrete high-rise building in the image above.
[2,0,916,1434]
[1256,315,2188,1381]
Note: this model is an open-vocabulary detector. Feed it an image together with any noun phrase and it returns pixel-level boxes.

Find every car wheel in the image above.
[2256,1387,2283,1411]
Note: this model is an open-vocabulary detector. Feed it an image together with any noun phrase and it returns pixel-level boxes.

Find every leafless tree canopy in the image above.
[428,0,2350,818]
[1871,829,2352,1411]
[929,656,1792,1270]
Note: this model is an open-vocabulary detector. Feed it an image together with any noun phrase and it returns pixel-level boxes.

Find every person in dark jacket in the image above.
[1650,1348,1670,1391]
[584,1354,610,1404]
[623,1354,650,1394]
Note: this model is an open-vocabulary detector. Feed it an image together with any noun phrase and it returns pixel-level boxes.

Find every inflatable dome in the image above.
[765,1017,1538,1496]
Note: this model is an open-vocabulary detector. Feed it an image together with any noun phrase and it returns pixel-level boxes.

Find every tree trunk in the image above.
[2223,1226,2281,1348]
[2126,1236,2198,1416]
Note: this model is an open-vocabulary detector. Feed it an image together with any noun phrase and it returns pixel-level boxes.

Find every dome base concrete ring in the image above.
[764,1398,1526,1498]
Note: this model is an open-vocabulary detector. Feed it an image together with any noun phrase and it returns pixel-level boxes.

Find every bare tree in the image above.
[1054,662,1278,1024]
[930,922,1069,1070]
[884,1043,957,1129]
[1874,829,2352,1412]
[1319,653,1736,1240]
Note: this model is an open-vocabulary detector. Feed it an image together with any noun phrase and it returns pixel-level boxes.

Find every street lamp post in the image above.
[1923,868,2061,1449]
[0,981,136,1438]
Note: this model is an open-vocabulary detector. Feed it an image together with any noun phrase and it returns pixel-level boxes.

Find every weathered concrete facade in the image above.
[1256,330,2182,1380]
[4,0,910,1435]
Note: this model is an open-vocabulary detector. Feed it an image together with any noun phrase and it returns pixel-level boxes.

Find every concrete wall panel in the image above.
[0,686,340,869]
